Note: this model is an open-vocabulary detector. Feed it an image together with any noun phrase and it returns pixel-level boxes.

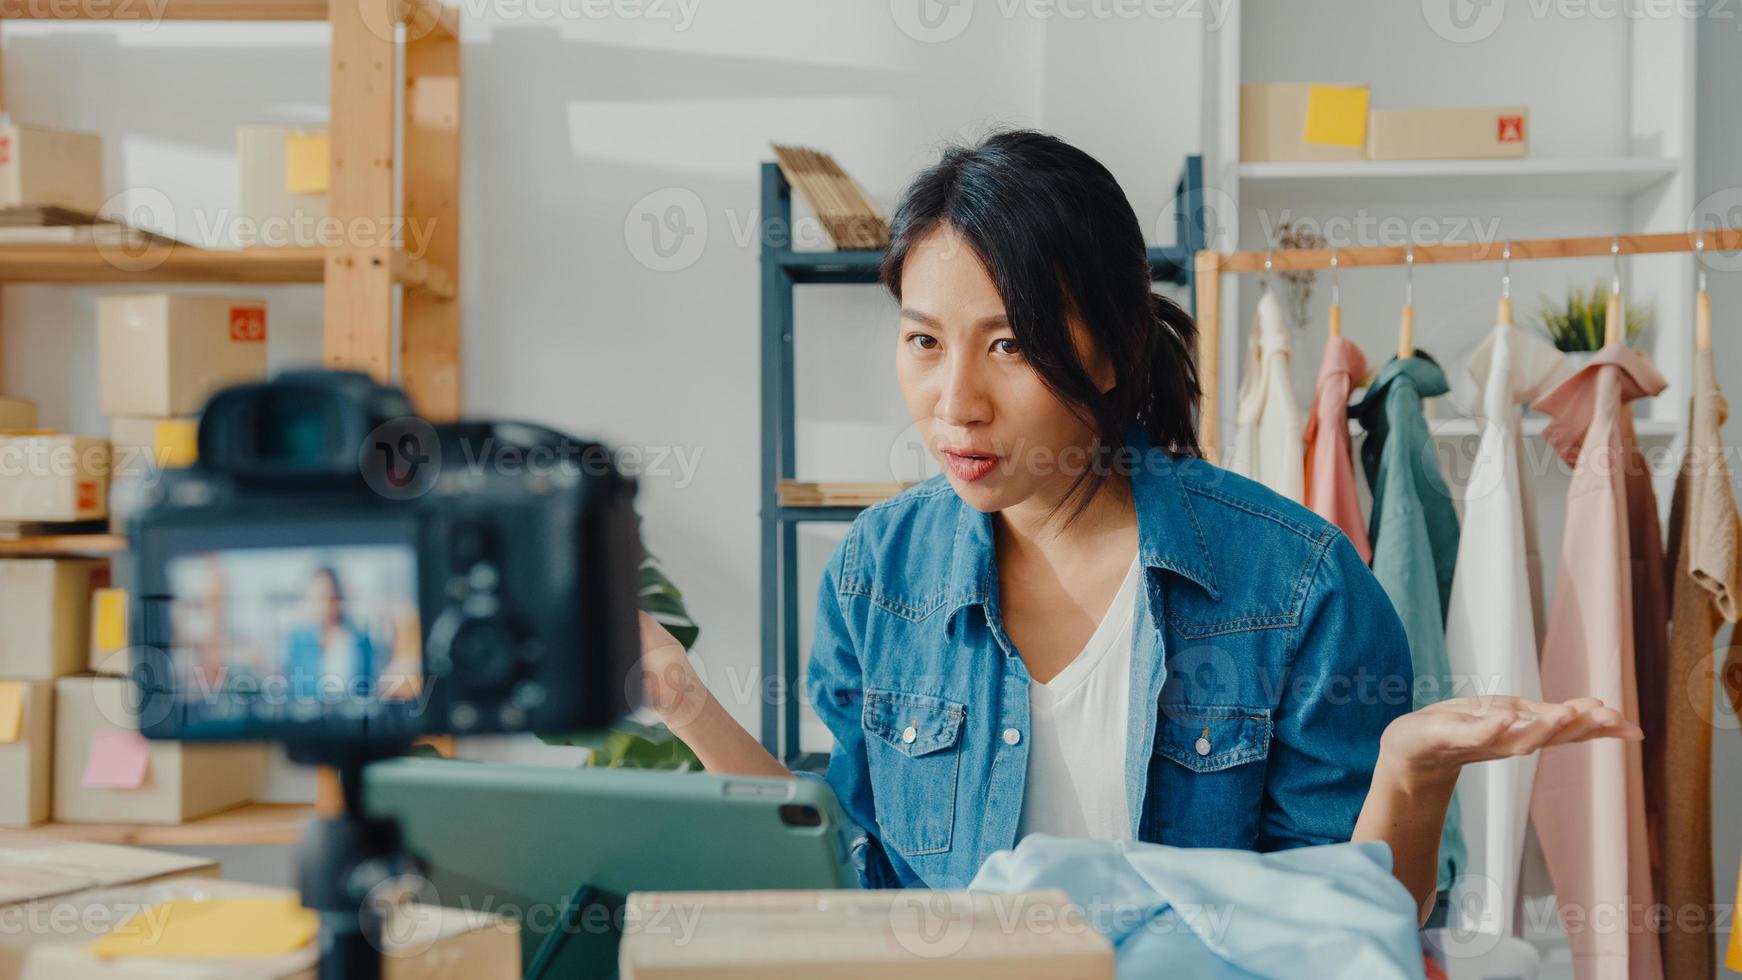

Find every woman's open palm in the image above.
[1381,695,1643,788]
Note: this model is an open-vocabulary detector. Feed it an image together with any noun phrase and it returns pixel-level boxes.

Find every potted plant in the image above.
[1534,280,1653,369]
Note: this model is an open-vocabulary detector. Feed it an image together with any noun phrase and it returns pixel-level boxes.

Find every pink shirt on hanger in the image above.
[1529,344,1666,980]
[1302,334,1371,562]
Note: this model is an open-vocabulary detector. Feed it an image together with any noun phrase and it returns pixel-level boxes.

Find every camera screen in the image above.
[164,544,422,717]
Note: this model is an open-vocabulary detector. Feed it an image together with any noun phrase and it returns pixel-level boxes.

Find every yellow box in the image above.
[0,559,106,679]
[97,294,269,417]
[1240,83,1369,162]
[0,681,53,827]
[1367,106,1530,160]
[53,676,267,824]
[0,123,103,214]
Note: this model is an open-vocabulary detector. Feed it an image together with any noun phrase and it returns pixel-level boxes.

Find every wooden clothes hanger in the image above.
[1604,235,1625,349]
[1697,235,1712,352]
[1497,242,1513,328]
[1397,247,1415,359]
[1327,247,1342,338]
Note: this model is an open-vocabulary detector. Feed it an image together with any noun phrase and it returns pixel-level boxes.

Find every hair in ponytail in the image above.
[880,129,1203,523]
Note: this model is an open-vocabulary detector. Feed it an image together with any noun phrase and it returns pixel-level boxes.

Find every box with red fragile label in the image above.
[1367,106,1529,160]
[0,434,109,522]
[97,293,269,417]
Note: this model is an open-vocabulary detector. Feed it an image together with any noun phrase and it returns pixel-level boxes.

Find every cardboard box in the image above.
[238,126,329,249]
[88,588,128,676]
[0,682,53,827]
[53,677,266,825]
[108,417,197,484]
[1240,83,1370,162]
[619,888,1114,979]
[1367,106,1529,160]
[0,124,102,214]
[96,294,269,418]
[0,835,217,909]
[0,436,109,523]
[0,878,518,980]
[0,560,106,680]
[0,400,36,432]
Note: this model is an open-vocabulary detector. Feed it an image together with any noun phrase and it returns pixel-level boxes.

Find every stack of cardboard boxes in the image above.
[1240,82,1529,162]
[0,289,273,829]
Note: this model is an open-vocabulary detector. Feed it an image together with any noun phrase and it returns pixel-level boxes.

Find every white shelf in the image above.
[1236,158,1682,200]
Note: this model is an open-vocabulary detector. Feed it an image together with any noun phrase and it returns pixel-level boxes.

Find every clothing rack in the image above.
[1191,227,1742,459]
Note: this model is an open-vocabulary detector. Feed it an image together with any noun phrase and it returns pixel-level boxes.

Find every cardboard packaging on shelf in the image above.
[1367,106,1530,160]
[96,294,269,417]
[0,834,217,909]
[0,878,519,980]
[0,123,103,214]
[238,125,330,249]
[618,888,1114,979]
[1240,82,1370,162]
[87,588,128,676]
[52,677,266,825]
[0,681,53,827]
[0,435,109,523]
[0,399,36,432]
[0,559,106,679]
[108,417,197,483]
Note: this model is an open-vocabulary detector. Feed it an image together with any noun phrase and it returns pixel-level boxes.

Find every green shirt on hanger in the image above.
[1350,352,1465,893]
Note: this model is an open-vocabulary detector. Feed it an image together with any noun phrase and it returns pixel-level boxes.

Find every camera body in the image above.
[126,370,643,743]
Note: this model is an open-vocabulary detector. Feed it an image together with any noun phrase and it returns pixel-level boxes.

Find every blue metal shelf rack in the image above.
[759,156,1206,764]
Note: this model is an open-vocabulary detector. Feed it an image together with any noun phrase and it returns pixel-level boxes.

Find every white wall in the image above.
[0,4,1204,772]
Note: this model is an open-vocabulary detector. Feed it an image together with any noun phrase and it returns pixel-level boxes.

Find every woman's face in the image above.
[895,224,1111,515]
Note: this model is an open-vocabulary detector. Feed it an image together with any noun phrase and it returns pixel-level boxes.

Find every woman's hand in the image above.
[1358,694,1642,924]
[638,611,710,729]
[1379,695,1643,794]
[636,611,791,777]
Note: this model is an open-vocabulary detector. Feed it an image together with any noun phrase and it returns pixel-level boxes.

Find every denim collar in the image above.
[943,422,1221,627]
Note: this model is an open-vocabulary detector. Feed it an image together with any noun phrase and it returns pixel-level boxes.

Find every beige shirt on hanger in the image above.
[1228,290,1304,502]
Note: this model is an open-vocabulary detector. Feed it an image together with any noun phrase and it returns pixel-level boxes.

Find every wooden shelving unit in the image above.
[18,803,313,847]
[0,0,463,843]
[777,481,912,509]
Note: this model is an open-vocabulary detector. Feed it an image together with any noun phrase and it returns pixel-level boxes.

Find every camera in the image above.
[124,369,644,743]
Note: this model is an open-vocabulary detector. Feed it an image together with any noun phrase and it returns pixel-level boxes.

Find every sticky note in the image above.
[284,132,330,195]
[90,898,318,959]
[95,589,128,652]
[82,730,150,789]
[1303,85,1369,148]
[154,421,198,467]
[0,682,23,744]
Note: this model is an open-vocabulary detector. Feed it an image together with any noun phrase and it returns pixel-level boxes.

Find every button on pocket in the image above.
[862,689,965,857]
[1154,703,1272,772]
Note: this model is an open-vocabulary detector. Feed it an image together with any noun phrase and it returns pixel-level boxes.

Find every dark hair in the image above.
[879,129,1202,521]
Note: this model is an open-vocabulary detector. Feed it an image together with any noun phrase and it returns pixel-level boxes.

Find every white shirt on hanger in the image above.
[1444,322,1569,936]
[1016,552,1142,842]
[1229,290,1305,502]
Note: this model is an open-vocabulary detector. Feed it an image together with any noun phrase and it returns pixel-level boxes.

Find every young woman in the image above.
[638,130,1639,923]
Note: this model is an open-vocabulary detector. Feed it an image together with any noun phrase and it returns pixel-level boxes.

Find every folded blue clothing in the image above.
[968,835,1426,980]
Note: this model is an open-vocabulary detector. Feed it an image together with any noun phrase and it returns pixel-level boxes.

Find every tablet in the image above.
[362,757,857,976]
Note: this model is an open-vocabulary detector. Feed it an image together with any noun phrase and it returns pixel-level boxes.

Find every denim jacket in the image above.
[804,423,1415,889]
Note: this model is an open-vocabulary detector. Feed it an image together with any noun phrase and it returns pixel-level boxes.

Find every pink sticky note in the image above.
[82,730,151,790]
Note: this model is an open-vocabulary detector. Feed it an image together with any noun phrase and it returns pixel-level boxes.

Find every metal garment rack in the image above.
[758,156,1208,765]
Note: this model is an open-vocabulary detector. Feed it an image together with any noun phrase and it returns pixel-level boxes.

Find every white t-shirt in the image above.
[1015,552,1142,842]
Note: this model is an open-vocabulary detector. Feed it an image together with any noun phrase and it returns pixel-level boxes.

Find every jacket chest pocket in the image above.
[861,689,965,857]
[1142,703,1272,848]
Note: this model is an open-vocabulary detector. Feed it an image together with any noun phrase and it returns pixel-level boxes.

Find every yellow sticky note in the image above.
[0,682,23,744]
[90,898,318,959]
[154,421,198,468]
[284,133,330,195]
[1303,85,1369,148]
[95,589,127,652]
